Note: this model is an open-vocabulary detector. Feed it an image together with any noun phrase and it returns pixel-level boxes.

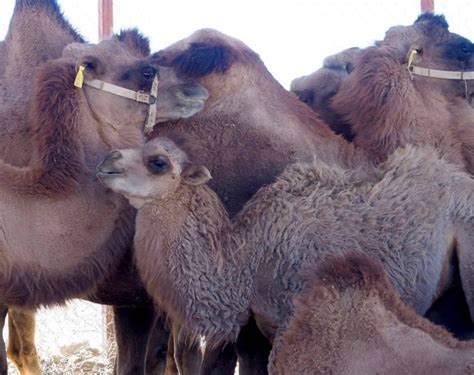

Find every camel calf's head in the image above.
[97,138,211,207]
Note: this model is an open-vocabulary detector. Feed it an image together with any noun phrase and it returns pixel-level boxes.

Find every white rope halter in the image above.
[74,65,159,134]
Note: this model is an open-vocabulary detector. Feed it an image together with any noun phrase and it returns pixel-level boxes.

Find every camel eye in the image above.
[142,66,156,81]
[147,157,169,174]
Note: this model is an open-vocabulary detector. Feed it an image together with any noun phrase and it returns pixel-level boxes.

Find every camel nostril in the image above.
[107,150,122,161]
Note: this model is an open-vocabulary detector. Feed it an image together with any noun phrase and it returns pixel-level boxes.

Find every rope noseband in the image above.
[74,65,159,134]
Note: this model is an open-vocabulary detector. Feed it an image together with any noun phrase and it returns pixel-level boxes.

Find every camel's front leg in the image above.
[455,225,474,323]
[7,307,41,375]
[113,305,155,375]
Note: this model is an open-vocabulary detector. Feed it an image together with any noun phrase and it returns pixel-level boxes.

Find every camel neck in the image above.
[135,184,252,345]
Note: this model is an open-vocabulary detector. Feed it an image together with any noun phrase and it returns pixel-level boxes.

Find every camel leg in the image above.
[0,305,8,375]
[164,332,178,375]
[7,308,41,375]
[235,318,271,375]
[113,305,155,375]
[200,344,237,375]
[455,227,474,324]
[145,312,170,374]
[172,324,202,375]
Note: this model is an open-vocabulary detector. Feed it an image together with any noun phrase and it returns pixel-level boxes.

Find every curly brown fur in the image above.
[269,254,474,374]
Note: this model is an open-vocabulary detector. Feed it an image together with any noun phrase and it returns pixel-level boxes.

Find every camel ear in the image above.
[181,165,212,186]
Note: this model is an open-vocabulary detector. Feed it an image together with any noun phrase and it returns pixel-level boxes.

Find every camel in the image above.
[98,138,474,362]
[290,13,474,339]
[147,27,368,373]
[0,2,211,373]
[0,25,207,375]
[290,47,361,141]
[331,13,474,168]
[0,1,84,372]
[268,254,474,375]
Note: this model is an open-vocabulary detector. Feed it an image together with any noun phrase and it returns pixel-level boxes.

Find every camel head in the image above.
[148,29,263,101]
[62,34,208,137]
[379,13,474,100]
[97,137,211,207]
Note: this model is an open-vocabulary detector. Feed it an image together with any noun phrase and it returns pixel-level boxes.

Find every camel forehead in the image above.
[143,138,188,165]
[62,39,135,62]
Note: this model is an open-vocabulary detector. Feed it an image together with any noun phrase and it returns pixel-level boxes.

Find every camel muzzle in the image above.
[97,151,126,180]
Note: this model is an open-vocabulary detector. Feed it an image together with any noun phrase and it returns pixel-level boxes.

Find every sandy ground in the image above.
[5,300,114,374]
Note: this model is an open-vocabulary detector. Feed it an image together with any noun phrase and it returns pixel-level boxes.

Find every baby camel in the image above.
[269,254,474,375]
[98,137,474,348]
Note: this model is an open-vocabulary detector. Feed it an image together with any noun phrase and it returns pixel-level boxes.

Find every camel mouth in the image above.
[96,168,126,179]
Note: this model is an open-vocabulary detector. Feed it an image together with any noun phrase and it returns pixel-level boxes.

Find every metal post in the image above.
[421,0,434,12]
[98,0,113,40]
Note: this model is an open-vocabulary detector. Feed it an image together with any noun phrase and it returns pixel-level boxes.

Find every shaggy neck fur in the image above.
[135,184,252,345]
[0,60,85,195]
[332,46,474,169]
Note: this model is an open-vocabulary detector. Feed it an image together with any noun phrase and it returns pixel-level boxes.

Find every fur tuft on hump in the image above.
[115,28,150,58]
[155,29,261,79]
[170,42,237,78]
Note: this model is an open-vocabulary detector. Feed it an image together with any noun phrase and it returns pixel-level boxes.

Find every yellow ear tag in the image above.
[407,49,418,69]
[74,65,85,88]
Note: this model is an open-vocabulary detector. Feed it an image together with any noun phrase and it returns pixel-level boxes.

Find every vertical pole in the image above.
[421,0,434,12]
[98,0,113,40]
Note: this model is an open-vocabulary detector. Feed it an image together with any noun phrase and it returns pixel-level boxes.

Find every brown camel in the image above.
[331,13,474,168]
[0,30,206,375]
[290,47,361,141]
[0,2,211,373]
[268,254,474,375]
[0,1,84,373]
[98,138,474,363]
[291,13,474,339]
[148,28,368,373]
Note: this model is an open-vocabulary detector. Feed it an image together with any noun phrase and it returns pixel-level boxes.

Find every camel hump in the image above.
[15,0,61,11]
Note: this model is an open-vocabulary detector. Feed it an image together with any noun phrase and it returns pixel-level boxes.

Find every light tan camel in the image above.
[98,138,474,358]
[269,254,474,375]
[290,47,361,141]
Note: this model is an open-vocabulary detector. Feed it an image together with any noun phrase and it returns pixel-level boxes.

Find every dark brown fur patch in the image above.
[170,42,238,78]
